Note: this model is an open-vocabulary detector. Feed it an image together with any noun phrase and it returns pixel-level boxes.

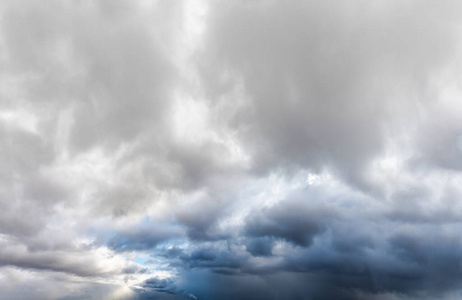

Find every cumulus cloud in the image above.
[2,0,462,299]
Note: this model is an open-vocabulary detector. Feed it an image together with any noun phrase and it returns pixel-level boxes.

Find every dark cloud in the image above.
[156,188,462,299]
[164,221,462,300]
[178,270,359,300]
[245,237,274,257]
[174,199,230,241]
[244,196,335,247]
[139,276,197,299]
[179,245,247,275]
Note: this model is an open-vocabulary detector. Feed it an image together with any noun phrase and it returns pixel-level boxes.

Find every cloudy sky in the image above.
[2,0,462,299]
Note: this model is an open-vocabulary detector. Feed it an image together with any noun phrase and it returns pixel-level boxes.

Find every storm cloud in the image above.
[2,0,462,299]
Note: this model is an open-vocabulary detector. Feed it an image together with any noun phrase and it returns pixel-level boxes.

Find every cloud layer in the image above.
[2,0,462,299]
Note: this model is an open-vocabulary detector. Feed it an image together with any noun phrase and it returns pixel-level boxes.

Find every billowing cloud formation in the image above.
[2,0,462,299]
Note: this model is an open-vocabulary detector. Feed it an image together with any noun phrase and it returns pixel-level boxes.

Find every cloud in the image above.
[107,223,184,252]
[2,0,462,299]
[0,234,139,278]
[245,237,274,257]
[139,276,197,299]
[197,0,462,190]
[244,196,333,247]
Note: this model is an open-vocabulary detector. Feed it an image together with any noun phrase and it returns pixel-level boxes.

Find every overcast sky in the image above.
[2,1,462,299]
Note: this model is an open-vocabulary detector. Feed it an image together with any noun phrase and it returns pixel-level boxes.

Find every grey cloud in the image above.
[0,267,130,300]
[94,182,155,218]
[143,277,177,293]
[122,265,147,275]
[1,0,178,151]
[198,0,462,191]
[178,270,359,300]
[0,241,111,277]
[169,222,462,300]
[164,184,462,298]
[382,182,462,224]
[179,245,247,275]
[245,237,274,257]
[2,0,462,299]
[410,110,462,172]
[244,196,335,247]
[0,0,181,243]
[107,224,184,252]
[0,122,54,174]
[174,199,229,241]
[139,276,197,299]
[154,246,186,262]
[386,228,462,291]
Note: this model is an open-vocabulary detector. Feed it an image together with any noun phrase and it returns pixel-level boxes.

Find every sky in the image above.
[1,0,462,299]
